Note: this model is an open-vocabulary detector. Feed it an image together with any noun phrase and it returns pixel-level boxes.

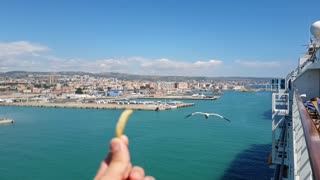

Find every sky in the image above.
[0,0,319,77]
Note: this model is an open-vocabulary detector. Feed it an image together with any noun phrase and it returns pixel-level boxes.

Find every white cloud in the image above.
[234,60,281,68]
[96,59,130,68]
[193,60,222,67]
[0,41,294,77]
[220,59,296,77]
[141,58,184,69]
[138,58,223,76]
[0,41,49,57]
[141,58,222,69]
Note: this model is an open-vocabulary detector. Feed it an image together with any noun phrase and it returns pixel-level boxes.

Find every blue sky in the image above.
[0,0,319,77]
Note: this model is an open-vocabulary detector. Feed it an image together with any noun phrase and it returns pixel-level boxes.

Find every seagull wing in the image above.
[184,112,206,118]
[192,112,206,115]
[208,113,231,122]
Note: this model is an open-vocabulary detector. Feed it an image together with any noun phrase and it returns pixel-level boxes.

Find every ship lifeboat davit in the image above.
[311,21,320,42]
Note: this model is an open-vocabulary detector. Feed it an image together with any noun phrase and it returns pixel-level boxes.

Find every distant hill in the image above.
[0,71,272,82]
[1,71,93,78]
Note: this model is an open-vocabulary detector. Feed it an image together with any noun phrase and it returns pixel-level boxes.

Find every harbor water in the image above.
[0,91,273,180]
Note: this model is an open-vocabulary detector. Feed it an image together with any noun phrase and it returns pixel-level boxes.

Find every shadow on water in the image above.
[220,144,274,180]
[262,109,272,120]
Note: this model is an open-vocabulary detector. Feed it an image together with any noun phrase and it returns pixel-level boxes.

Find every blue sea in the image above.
[0,91,273,180]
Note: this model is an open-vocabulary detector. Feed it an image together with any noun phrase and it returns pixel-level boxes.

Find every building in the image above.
[174,82,188,89]
[106,90,122,97]
[32,87,41,93]
[49,75,56,85]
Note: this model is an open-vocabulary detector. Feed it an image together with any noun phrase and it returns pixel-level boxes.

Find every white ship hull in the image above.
[270,21,320,180]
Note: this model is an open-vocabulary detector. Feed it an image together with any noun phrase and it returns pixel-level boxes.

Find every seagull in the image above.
[184,112,231,122]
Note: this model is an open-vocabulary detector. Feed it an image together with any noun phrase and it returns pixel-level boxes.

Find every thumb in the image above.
[104,138,131,179]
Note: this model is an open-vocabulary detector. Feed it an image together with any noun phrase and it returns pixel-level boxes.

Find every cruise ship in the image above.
[270,21,320,179]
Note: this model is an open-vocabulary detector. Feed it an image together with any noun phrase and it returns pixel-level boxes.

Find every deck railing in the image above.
[294,89,320,179]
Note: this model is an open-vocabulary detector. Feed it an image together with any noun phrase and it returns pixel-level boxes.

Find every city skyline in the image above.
[0,0,319,77]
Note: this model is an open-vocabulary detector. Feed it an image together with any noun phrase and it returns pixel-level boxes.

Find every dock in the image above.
[0,118,14,124]
[136,95,220,100]
[0,102,194,111]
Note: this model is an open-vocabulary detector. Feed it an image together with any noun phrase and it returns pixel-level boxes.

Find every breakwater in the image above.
[136,95,220,100]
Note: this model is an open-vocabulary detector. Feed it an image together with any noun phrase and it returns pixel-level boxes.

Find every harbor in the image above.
[0,91,273,180]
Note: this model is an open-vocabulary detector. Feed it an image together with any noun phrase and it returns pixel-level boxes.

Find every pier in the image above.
[0,102,194,111]
[135,95,220,100]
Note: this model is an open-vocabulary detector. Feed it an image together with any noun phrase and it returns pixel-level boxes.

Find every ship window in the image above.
[316,49,320,61]
[280,79,285,89]
[288,80,292,90]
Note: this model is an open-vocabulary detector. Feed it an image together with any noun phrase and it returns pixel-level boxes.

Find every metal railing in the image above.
[294,89,320,180]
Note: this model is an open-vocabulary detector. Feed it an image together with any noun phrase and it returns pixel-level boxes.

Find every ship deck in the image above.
[305,105,320,133]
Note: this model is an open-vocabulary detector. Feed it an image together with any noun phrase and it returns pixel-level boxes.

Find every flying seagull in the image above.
[184,112,231,122]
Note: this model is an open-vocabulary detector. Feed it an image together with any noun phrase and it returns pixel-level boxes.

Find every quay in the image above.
[0,102,194,111]
[0,118,14,124]
[135,95,220,100]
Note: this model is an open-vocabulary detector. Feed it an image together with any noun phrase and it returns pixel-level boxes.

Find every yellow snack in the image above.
[115,109,133,137]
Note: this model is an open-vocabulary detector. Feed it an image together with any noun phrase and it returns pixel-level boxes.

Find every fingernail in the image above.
[111,139,121,152]
[145,177,155,180]
[144,176,156,180]
[132,171,142,179]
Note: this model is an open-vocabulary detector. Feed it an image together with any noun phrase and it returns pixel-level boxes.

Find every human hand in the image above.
[94,135,155,180]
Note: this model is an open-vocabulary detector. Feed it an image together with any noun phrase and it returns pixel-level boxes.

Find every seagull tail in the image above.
[185,114,192,119]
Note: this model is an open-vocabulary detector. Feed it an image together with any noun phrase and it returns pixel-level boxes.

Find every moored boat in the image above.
[0,118,14,124]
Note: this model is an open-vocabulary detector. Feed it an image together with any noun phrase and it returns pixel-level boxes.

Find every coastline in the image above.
[0,102,194,111]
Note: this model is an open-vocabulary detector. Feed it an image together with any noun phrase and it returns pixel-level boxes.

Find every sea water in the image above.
[0,91,273,180]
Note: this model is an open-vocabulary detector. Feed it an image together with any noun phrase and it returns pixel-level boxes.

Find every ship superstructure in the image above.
[270,21,320,180]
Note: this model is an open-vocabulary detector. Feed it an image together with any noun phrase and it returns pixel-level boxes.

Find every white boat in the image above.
[169,105,177,109]
[0,118,14,124]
